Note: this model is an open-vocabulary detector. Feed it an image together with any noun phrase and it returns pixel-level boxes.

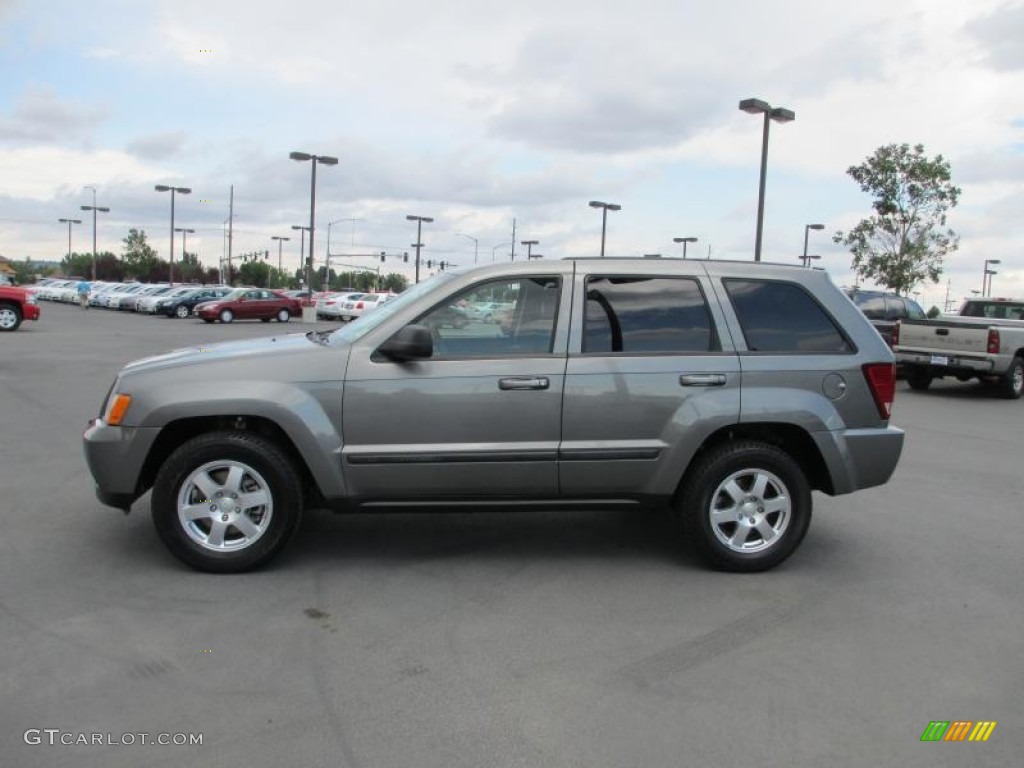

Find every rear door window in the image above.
[724,279,852,353]
[583,276,717,354]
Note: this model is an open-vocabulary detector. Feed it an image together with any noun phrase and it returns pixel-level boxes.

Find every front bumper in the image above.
[23,303,41,321]
[83,418,162,511]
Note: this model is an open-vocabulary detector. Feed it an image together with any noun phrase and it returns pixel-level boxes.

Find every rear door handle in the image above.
[679,373,727,387]
[499,377,550,391]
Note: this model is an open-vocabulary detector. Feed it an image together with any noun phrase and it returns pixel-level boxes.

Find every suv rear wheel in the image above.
[680,441,811,572]
[152,431,303,572]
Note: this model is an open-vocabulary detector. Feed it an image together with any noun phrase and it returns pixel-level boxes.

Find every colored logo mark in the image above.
[920,721,997,742]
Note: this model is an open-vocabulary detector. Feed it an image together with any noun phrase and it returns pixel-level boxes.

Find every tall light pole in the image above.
[984,259,1001,297]
[289,151,338,295]
[155,184,191,285]
[174,227,195,280]
[672,236,698,259]
[291,225,311,288]
[58,218,82,266]
[456,233,479,264]
[406,215,433,283]
[802,223,824,268]
[520,239,539,262]
[491,241,512,262]
[798,254,821,268]
[325,218,364,291]
[589,200,620,257]
[271,236,291,286]
[81,187,109,281]
[739,98,795,262]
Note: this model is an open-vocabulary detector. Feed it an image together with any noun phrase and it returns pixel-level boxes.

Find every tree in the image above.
[927,305,941,318]
[122,228,160,279]
[238,259,271,287]
[834,143,960,296]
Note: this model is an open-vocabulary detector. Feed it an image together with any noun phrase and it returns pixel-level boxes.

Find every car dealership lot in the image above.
[3,303,1021,767]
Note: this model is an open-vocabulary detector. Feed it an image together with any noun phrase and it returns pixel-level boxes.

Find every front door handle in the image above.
[679,373,727,387]
[499,377,550,391]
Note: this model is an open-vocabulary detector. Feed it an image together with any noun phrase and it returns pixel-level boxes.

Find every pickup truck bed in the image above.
[895,317,1024,398]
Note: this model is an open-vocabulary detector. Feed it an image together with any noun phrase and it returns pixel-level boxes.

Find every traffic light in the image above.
[426,260,433,269]
[403,252,409,263]
[380,252,386,263]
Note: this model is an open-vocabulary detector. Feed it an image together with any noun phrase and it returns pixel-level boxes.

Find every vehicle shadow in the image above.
[901,377,1007,401]
[284,506,701,570]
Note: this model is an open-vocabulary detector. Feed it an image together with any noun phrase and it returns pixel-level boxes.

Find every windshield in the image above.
[327,273,455,346]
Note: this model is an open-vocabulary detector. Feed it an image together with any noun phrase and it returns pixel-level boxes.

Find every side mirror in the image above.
[377,324,433,362]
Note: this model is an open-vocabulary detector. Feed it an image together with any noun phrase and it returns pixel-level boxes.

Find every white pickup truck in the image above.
[894,298,1024,398]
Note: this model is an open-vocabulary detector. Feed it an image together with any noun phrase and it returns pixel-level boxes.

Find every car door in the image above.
[236,290,260,319]
[561,265,741,496]
[341,266,573,499]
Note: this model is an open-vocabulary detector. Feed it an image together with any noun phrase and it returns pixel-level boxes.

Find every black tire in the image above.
[679,441,812,572]
[175,304,190,319]
[277,308,291,322]
[151,431,303,573]
[998,356,1024,399]
[202,318,215,324]
[260,317,271,323]
[905,366,932,391]
[0,302,23,332]
[219,309,234,324]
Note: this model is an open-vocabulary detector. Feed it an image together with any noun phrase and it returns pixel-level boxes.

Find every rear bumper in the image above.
[814,425,905,495]
[895,350,994,374]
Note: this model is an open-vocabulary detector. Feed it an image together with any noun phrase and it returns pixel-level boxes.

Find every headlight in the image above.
[26,294,37,305]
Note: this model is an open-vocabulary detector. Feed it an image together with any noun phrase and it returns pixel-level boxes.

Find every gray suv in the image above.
[84,259,904,573]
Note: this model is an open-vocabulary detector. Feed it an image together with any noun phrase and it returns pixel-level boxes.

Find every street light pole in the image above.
[406,215,434,283]
[58,218,82,265]
[802,223,825,267]
[456,233,479,264]
[155,184,192,285]
[81,187,109,281]
[739,98,796,262]
[589,200,621,257]
[271,236,291,286]
[291,226,310,288]
[289,151,339,295]
[984,259,1001,297]
[520,239,538,262]
[325,218,364,291]
[672,236,698,259]
[491,242,512,262]
[174,227,195,279]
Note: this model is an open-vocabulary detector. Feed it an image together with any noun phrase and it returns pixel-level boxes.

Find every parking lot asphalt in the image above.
[2,303,1022,767]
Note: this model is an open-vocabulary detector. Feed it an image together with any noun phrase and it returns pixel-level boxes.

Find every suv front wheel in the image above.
[152,431,303,572]
[680,441,812,572]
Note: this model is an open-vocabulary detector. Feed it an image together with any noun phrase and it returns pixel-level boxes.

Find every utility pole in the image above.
[510,218,516,261]
[228,185,234,281]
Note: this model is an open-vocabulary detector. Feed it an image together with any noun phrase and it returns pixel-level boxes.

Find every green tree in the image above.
[122,228,160,279]
[238,259,270,287]
[380,272,408,293]
[60,252,95,278]
[13,257,37,284]
[927,305,941,318]
[834,143,960,296]
[176,251,206,283]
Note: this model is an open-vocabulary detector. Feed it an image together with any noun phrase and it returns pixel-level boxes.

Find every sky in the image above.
[1,0,1022,309]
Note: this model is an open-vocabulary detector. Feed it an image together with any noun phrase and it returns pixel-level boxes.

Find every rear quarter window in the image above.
[724,279,852,353]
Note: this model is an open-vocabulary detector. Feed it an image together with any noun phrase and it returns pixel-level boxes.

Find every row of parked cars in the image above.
[28,278,313,323]
[314,291,397,321]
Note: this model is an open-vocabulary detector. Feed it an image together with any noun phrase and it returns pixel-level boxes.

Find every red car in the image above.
[194,288,301,324]
[0,285,41,331]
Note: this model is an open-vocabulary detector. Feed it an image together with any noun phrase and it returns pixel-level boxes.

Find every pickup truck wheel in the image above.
[905,366,932,391]
[680,441,811,572]
[151,431,303,573]
[998,357,1024,399]
[219,309,234,324]
[0,302,22,331]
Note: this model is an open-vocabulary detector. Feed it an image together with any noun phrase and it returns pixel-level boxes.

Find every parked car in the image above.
[0,284,40,331]
[85,258,903,573]
[316,292,363,320]
[339,292,395,322]
[844,288,927,347]
[194,288,301,323]
[104,284,146,309]
[158,286,232,318]
[134,285,178,313]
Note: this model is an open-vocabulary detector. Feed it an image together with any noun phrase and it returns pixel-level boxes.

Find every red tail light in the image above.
[356,301,365,309]
[988,328,1000,354]
[863,363,896,420]
[891,321,900,347]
